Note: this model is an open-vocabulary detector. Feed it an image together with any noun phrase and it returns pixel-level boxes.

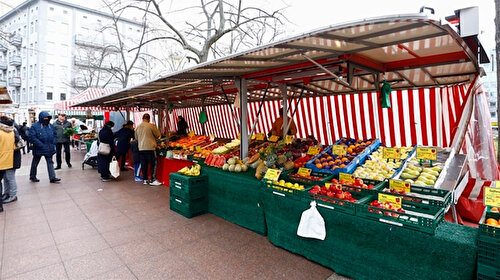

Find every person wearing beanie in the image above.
[28,111,60,183]
[114,120,135,171]
[98,121,115,181]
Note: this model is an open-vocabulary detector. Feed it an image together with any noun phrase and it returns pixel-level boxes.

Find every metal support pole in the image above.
[157,104,163,135]
[165,104,170,141]
[236,78,248,159]
[280,84,288,136]
[201,96,206,135]
[126,106,130,121]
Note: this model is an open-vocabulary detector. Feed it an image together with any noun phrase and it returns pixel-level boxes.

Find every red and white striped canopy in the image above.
[53,88,117,111]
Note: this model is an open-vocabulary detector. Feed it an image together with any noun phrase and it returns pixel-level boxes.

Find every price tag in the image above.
[389,179,411,193]
[195,146,202,153]
[378,193,402,210]
[297,168,312,177]
[188,131,195,137]
[332,145,347,156]
[256,133,265,141]
[210,134,215,141]
[484,186,500,207]
[268,135,279,142]
[339,173,355,184]
[416,147,437,161]
[325,182,332,189]
[307,146,321,155]
[285,135,294,144]
[237,133,241,140]
[264,168,281,181]
[383,147,401,160]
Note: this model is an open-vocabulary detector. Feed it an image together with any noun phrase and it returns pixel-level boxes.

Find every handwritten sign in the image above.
[389,179,411,193]
[378,193,402,210]
[383,147,401,160]
[210,134,215,141]
[255,133,265,141]
[484,187,500,207]
[307,146,321,155]
[188,131,195,137]
[268,135,279,142]
[332,145,347,156]
[416,147,437,161]
[264,169,281,181]
[285,135,293,144]
[195,146,202,153]
[297,168,312,177]
[339,173,355,184]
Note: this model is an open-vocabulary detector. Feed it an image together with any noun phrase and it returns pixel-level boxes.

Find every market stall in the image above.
[75,12,496,280]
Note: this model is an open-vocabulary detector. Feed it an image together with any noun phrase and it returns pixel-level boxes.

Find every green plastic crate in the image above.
[477,263,500,280]
[479,208,500,239]
[169,173,208,200]
[169,195,207,218]
[376,181,452,208]
[337,178,385,195]
[169,172,208,186]
[262,179,311,200]
[280,169,334,186]
[303,190,372,216]
[477,234,500,268]
[356,197,445,235]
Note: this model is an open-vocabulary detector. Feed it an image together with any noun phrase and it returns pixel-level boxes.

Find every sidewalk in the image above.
[0,150,345,279]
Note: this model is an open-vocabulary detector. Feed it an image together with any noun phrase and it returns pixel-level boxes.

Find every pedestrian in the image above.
[0,117,21,203]
[114,121,134,171]
[176,115,188,136]
[97,121,115,182]
[19,121,30,154]
[131,140,142,181]
[0,116,15,212]
[135,113,162,186]
[28,111,60,183]
[54,113,72,169]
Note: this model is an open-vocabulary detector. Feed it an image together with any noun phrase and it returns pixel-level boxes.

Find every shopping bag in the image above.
[297,201,326,240]
[109,156,120,178]
[98,143,111,155]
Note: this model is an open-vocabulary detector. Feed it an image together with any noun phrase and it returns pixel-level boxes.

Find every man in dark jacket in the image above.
[177,116,188,136]
[98,121,115,181]
[29,111,60,183]
[19,122,29,154]
[114,121,134,171]
[54,113,72,169]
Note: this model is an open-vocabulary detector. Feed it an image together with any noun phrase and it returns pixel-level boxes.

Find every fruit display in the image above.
[204,154,227,168]
[332,178,376,190]
[399,159,443,187]
[177,164,201,176]
[309,184,357,203]
[212,139,240,154]
[485,217,500,227]
[169,135,211,149]
[353,146,413,181]
[263,179,306,195]
[222,157,249,173]
[368,200,406,217]
[305,138,376,174]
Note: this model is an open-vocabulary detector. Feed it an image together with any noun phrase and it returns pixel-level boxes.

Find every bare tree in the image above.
[123,0,286,63]
[71,43,117,92]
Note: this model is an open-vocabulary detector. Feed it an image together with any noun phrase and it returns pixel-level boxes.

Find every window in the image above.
[60,93,66,100]
[29,65,32,78]
[46,92,52,100]
[49,7,54,11]
[30,22,33,34]
[83,15,87,19]
[35,20,38,32]
[63,10,68,14]
[33,64,37,77]
[491,102,496,107]
[29,43,33,56]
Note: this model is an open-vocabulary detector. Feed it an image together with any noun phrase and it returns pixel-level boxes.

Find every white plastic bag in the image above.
[109,156,120,178]
[297,201,326,240]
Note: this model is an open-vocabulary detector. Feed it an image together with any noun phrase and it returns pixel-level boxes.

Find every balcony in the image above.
[0,60,7,70]
[0,79,6,87]
[8,77,21,87]
[11,36,22,47]
[0,43,6,52]
[9,55,21,66]
[74,34,104,48]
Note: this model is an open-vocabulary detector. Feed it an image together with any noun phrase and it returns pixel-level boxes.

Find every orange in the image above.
[339,164,346,168]
[334,159,341,164]
[315,163,322,169]
[486,218,499,227]
[328,161,334,165]
[491,207,499,213]
[331,166,338,170]
[342,157,348,162]
[326,156,333,161]
[322,162,328,167]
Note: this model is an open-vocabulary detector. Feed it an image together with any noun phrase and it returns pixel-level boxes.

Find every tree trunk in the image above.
[496,0,500,162]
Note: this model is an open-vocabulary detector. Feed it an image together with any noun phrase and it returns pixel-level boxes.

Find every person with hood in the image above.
[98,121,115,182]
[29,111,60,183]
[176,116,188,136]
[54,113,72,169]
[0,116,21,203]
[0,116,15,211]
[114,121,134,171]
[19,122,30,154]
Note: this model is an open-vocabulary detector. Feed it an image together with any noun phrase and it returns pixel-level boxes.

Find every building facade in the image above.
[0,0,145,121]
[482,49,497,122]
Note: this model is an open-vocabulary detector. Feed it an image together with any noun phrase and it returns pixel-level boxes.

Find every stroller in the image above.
[82,140,98,169]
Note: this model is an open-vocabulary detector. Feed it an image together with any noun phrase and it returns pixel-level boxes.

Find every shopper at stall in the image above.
[29,111,60,183]
[97,121,115,182]
[0,117,21,204]
[131,140,142,181]
[54,113,73,169]
[270,107,297,137]
[177,116,188,136]
[19,122,30,154]
[135,113,162,186]
[114,121,135,171]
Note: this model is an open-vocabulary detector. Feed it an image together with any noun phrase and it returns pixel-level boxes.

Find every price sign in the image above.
[188,131,195,137]
[268,135,279,142]
[389,179,411,193]
[297,167,312,177]
[332,145,347,156]
[285,135,294,144]
[416,147,437,161]
[339,173,355,184]
[256,133,265,141]
[484,186,500,207]
[210,134,215,141]
[307,146,321,155]
[195,146,202,153]
[378,193,402,210]
[237,133,241,140]
[264,168,281,181]
[325,182,332,189]
[383,147,401,160]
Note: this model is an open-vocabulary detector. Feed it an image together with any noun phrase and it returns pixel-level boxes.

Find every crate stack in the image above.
[169,172,209,218]
[477,207,500,280]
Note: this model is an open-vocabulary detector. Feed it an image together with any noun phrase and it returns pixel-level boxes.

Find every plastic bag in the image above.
[297,201,326,240]
[109,156,120,178]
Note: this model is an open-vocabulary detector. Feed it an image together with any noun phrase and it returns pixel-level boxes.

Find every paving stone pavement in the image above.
[0,149,350,279]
